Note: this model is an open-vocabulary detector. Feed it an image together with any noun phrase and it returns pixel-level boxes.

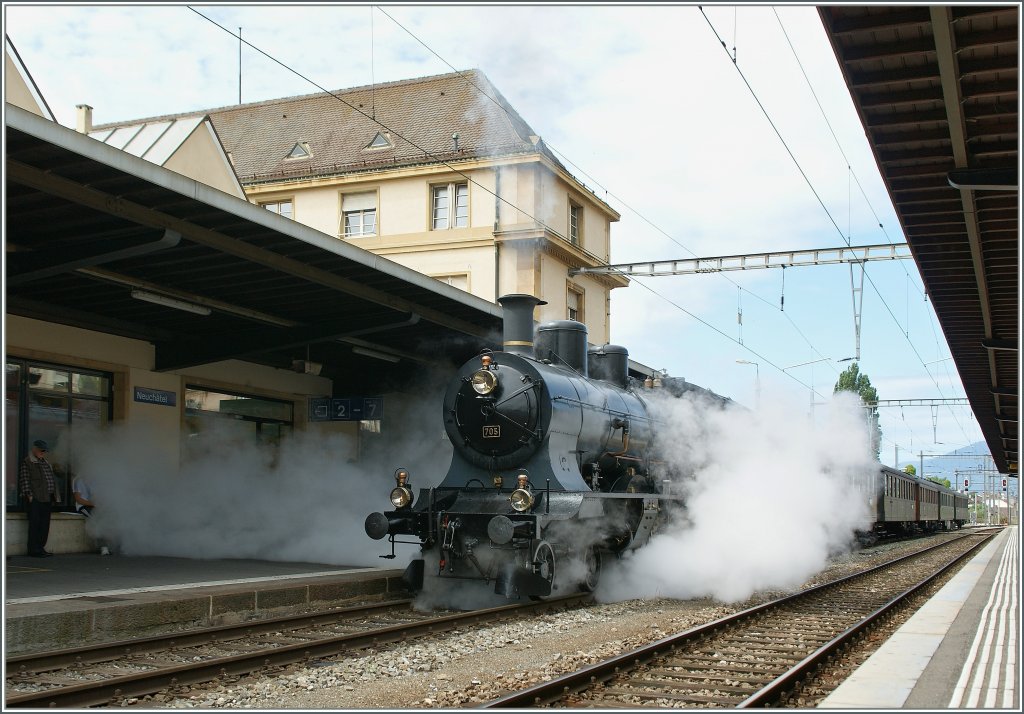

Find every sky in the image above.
[2,1,989,463]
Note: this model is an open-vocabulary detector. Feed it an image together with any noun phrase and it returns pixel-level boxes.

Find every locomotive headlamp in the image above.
[390,486,413,508]
[390,468,413,508]
[471,369,498,395]
[510,473,534,512]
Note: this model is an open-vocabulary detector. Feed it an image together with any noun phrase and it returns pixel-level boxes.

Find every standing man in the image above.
[19,439,61,557]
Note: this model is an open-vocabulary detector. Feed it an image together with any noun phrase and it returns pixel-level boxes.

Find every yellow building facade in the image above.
[95,70,628,344]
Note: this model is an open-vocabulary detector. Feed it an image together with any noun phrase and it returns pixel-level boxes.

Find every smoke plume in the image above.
[70,373,455,566]
[597,389,876,603]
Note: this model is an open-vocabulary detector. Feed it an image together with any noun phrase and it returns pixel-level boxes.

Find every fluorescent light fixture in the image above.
[351,346,401,363]
[130,290,211,316]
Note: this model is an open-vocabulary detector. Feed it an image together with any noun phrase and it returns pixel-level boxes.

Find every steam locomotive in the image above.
[364,294,687,600]
[363,294,971,603]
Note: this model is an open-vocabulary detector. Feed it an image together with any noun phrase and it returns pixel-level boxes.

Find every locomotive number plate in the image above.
[482,425,501,438]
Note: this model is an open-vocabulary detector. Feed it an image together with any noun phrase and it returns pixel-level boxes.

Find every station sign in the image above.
[309,396,383,422]
[134,386,177,407]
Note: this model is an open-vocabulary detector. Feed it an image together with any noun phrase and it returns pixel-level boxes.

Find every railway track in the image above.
[5,594,591,708]
[483,530,995,708]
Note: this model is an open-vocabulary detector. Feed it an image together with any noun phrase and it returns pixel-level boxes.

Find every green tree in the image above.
[926,476,952,489]
[834,362,882,458]
[903,464,916,476]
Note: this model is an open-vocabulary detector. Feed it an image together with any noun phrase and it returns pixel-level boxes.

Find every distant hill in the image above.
[896,441,1015,495]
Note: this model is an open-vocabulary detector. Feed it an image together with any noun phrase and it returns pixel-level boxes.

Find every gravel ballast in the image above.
[152,533,973,709]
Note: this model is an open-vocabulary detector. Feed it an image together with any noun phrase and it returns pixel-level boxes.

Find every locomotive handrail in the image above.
[485,405,542,439]
[551,395,658,422]
[492,379,540,408]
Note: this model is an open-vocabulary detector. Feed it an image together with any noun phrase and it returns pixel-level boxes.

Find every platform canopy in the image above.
[5,105,503,391]
[820,6,1019,475]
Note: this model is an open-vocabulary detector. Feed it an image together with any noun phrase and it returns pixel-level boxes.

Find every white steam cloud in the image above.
[597,389,876,604]
[70,375,455,566]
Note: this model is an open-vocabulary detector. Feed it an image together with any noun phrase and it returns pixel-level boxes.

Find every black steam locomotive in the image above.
[365,294,685,600]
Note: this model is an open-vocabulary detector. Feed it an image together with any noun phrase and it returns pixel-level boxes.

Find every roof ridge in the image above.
[92,68,487,130]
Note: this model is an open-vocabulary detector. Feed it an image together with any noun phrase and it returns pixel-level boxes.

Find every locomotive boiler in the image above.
[365,294,683,600]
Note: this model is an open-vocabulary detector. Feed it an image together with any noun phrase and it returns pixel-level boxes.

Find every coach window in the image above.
[184,386,294,452]
[5,360,113,510]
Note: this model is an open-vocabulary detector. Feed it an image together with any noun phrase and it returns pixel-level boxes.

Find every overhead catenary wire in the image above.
[771,7,972,436]
[374,4,941,455]
[187,6,571,248]
[701,6,974,447]
[192,6,953,455]
[375,4,840,368]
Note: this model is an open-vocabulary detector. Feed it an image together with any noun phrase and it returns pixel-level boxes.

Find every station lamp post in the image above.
[736,360,760,411]
[782,357,854,418]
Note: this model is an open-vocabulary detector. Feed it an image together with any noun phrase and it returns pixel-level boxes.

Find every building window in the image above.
[342,192,378,237]
[5,360,113,510]
[261,200,293,220]
[569,203,582,246]
[432,182,469,230]
[286,142,311,160]
[366,132,392,149]
[567,284,584,322]
[184,386,294,452]
[432,273,469,291]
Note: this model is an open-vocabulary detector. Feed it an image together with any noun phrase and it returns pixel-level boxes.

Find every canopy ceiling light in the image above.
[351,346,401,363]
[130,289,212,316]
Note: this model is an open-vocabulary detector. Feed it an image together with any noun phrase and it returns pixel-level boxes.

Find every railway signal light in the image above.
[1003,478,1007,489]
[964,477,970,490]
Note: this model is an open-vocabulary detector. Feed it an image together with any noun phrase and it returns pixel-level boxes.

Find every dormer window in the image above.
[366,132,392,149]
[286,142,311,159]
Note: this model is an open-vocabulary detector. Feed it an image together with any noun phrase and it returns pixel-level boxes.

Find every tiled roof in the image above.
[94,70,557,184]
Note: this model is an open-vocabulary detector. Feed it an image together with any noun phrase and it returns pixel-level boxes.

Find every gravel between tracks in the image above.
[149,533,969,709]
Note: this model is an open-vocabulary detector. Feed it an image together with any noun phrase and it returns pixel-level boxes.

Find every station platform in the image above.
[820,525,1019,710]
[3,554,408,655]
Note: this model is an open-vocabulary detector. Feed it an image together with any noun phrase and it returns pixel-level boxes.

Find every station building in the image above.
[4,45,510,554]
[4,50,689,557]
[83,69,628,343]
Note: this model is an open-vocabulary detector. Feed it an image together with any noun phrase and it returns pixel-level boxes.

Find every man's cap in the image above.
[32,439,48,451]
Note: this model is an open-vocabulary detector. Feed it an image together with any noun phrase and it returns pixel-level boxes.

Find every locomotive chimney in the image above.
[497,294,546,357]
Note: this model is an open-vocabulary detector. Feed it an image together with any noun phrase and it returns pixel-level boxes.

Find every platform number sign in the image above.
[308,396,384,422]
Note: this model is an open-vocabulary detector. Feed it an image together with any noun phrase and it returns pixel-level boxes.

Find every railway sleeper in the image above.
[569,698,644,709]
[646,667,777,684]
[660,656,790,674]
[717,637,823,650]
[693,648,807,663]
[598,686,744,704]
[626,677,760,695]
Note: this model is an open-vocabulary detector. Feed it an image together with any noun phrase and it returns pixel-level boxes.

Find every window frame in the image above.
[430,272,471,291]
[6,358,114,511]
[568,201,583,246]
[566,282,585,323]
[431,181,469,230]
[259,199,294,221]
[340,191,379,238]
